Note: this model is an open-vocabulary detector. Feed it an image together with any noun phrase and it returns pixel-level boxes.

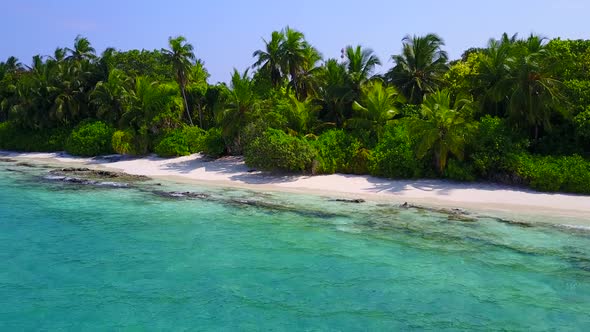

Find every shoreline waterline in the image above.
[2,150,590,227]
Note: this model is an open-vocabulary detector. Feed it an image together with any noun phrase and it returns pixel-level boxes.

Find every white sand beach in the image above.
[4,151,590,225]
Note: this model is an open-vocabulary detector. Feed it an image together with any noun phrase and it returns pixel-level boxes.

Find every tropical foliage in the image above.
[1,30,590,194]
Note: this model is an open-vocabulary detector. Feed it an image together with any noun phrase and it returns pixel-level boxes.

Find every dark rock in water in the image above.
[43,167,146,189]
[42,174,130,188]
[399,202,478,222]
[247,169,257,173]
[229,199,282,209]
[50,168,150,182]
[447,214,477,222]
[228,198,344,219]
[0,157,17,163]
[5,168,25,173]
[332,198,366,204]
[495,218,532,228]
[152,190,210,200]
[16,162,37,168]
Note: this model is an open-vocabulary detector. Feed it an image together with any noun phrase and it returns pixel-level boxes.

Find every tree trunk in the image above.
[197,103,203,129]
[180,85,194,126]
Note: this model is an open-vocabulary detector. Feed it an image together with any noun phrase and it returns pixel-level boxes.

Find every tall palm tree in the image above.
[0,57,24,122]
[218,69,258,153]
[350,80,403,138]
[52,47,67,62]
[1,56,24,74]
[51,61,91,125]
[279,27,308,96]
[408,89,474,173]
[252,30,285,87]
[121,77,183,142]
[474,33,518,117]
[12,55,55,129]
[186,60,210,129]
[289,44,322,100]
[344,45,381,91]
[65,36,96,62]
[90,69,131,124]
[316,59,355,127]
[506,34,563,140]
[96,47,117,81]
[386,34,449,104]
[162,36,196,126]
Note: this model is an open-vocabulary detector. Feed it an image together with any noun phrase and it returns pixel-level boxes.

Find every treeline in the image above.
[1,29,590,193]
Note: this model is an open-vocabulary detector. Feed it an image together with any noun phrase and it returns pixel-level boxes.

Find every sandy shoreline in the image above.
[3,151,590,226]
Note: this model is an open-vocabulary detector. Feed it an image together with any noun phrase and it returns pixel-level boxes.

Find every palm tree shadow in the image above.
[161,155,306,184]
[229,172,306,184]
[364,177,509,196]
[162,155,248,174]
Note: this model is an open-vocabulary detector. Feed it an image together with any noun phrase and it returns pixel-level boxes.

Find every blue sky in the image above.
[2,0,588,83]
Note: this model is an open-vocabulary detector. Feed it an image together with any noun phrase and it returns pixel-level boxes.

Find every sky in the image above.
[2,0,589,83]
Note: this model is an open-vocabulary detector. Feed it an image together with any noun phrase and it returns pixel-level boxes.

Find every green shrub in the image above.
[244,128,315,172]
[0,122,70,152]
[154,126,206,158]
[311,129,370,174]
[350,147,371,175]
[312,130,348,174]
[511,153,590,194]
[574,107,590,139]
[201,128,226,158]
[46,128,71,151]
[369,125,426,178]
[183,126,206,152]
[111,130,136,155]
[65,121,115,156]
[155,132,190,157]
[467,116,528,177]
[444,159,476,182]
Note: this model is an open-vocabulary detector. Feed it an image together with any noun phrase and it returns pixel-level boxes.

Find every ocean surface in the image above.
[1,160,590,331]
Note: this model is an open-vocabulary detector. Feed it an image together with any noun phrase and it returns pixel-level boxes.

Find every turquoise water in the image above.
[1,162,590,331]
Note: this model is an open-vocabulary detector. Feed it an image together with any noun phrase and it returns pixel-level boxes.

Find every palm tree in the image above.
[12,55,55,129]
[252,30,285,87]
[0,57,24,122]
[386,34,449,104]
[474,33,518,117]
[506,35,563,140]
[52,47,67,62]
[1,56,24,74]
[279,27,308,96]
[285,95,320,135]
[217,69,258,153]
[65,36,96,62]
[408,89,474,173]
[96,47,117,81]
[121,77,183,148]
[316,59,355,127]
[51,62,91,125]
[162,36,196,126]
[350,80,403,138]
[186,60,210,129]
[90,69,131,124]
[344,45,381,91]
[289,44,323,99]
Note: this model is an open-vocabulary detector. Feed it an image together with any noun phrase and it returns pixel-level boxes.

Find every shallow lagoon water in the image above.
[1,162,590,331]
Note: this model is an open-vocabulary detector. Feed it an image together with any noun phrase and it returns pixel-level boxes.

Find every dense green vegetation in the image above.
[1,30,590,193]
